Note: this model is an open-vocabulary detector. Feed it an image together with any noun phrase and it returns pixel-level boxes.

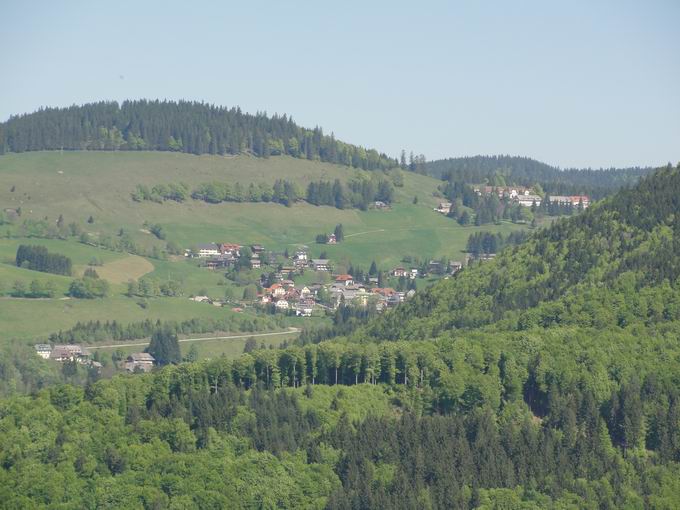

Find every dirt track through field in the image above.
[88,327,300,349]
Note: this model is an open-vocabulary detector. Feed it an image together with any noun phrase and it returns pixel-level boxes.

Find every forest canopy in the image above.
[0,100,398,171]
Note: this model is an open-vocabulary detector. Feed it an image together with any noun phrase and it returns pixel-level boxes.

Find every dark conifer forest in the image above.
[428,155,654,199]
[0,100,398,171]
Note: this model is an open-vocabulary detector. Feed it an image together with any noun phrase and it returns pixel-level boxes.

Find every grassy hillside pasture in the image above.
[0,295,254,341]
[0,237,124,266]
[0,151,532,346]
[0,151,528,267]
[0,262,73,297]
[78,254,154,283]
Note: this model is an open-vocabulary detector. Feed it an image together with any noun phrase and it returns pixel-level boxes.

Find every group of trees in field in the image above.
[1,278,57,298]
[5,215,173,261]
[0,100,398,171]
[191,179,301,206]
[68,276,109,299]
[15,244,72,275]
[130,183,189,203]
[133,174,398,211]
[306,177,395,210]
[125,277,182,298]
[316,224,345,244]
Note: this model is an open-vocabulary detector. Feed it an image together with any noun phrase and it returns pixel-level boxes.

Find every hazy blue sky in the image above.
[2,1,678,168]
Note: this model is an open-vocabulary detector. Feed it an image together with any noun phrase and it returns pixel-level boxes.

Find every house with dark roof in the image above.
[125,353,155,372]
[311,259,330,271]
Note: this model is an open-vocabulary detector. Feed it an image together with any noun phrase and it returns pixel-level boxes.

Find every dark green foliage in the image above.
[243,337,258,353]
[147,223,166,240]
[146,325,181,365]
[2,165,680,508]
[466,231,528,257]
[428,155,653,199]
[185,179,303,207]
[131,183,189,203]
[1,100,397,171]
[15,244,72,275]
[83,267,99,279]
[362,164,680,339]
[68,277,109,298]
[334,224,344,242]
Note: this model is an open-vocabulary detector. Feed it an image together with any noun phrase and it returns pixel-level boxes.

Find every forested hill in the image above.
[0,100,397,171]
[2,166,680,508]
[361,163,680,341]
[426,155,653,199]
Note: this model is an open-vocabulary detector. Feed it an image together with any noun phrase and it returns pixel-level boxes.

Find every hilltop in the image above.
[0,100,397,170]
[427,154,653,199]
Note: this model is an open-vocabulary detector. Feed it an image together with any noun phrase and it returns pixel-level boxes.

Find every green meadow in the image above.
[0,151,531,347]
[0,151,528,267]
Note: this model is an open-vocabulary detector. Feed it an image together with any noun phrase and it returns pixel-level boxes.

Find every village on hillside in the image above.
[186,241,464,318]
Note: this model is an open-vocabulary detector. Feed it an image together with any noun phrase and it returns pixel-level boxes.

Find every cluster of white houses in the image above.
[435,186,589,215]
[34,344,155,372]
[392,259,462,278]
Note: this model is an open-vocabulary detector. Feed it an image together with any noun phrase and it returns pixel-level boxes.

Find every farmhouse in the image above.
[34,344,52,359]
[295,300,314,317]
[332,286,369,307]
[250,255,261,269]
[204,254,236,270]
[311,259,330,272]
[327,233,337,244]
[335,274,354,286]
[449,261,463,274]
[268,284,286,298]
[219,243,242,256]
[275,299,290,311]
[50,344,89,362]
[428,260,444,275]
[196,243,220,258]
[392,267,407,277]
[125,353,155,373]
[250,244,265,254]
[517,194,542,207]
[434,202,452,214]
[549,195,590,208]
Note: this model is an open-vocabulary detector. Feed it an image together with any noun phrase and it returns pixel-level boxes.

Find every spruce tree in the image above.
[146,325,181,365]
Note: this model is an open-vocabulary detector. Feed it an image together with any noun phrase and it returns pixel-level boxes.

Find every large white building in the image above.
[196,243,220,258]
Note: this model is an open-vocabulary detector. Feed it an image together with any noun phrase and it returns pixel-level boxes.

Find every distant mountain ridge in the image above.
[0,100,398,171]
[427,154,654,199]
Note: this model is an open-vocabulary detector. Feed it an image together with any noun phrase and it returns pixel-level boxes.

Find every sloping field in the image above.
[0,151,528,268]
[77,255,154,283]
